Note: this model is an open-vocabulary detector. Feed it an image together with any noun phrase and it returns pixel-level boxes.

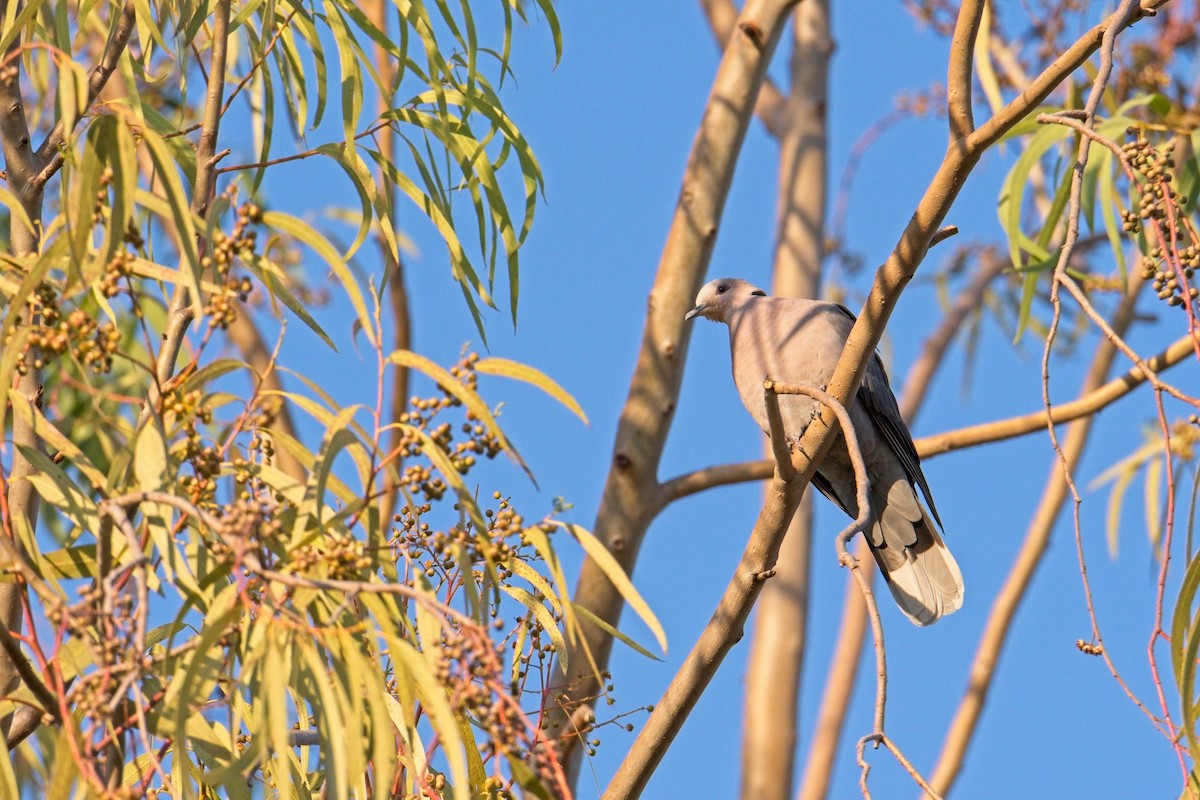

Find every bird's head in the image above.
[684,278,766,323]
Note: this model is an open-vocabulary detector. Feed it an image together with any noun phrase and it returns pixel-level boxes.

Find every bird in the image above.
[685,277,963,625]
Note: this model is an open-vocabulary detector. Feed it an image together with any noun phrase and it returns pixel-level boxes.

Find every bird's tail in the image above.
[867,510,964,627]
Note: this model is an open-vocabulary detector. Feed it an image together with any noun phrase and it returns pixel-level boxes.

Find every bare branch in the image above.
[697,0,788,137]
[796,538,871,800]
[191,0,232,220]
[930,279,1153,798]
[947,0,985,141]
[146,0,231,418]
[858,732,943,800]
[966,1,1164,153]
[3,705,43,748]
[0,0,38,208]
[658,329,1197,503]
[921,332,1196,454]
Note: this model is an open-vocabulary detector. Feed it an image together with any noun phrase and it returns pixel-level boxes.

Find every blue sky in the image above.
[256,2,1197,797]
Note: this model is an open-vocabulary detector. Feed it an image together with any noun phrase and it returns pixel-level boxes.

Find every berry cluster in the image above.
[392,353,505,501]
[6,283,121,375]
[1122,129,1198,315]
[200,202,261,329]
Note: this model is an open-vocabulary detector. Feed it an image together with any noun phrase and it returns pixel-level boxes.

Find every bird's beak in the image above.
[684,304,705,322]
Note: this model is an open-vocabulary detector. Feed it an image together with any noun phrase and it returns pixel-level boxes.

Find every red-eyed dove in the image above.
[686,278,963,625]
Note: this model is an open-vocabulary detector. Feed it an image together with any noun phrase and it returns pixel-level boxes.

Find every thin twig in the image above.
[1039,0,1189,778]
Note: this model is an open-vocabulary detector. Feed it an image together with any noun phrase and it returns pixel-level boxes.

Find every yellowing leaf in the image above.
[972,2,1004,116]
[475,357,588,424]
[135,422,170,492]
[500,584,568,673]
[559,523,666,655]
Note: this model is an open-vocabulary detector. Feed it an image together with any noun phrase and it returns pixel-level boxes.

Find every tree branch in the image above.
[920,331,1197,456]
[31,0,137,188]
[814,0,1164,482]
[657,328,1197,502]
[552,0,803,782]
[0,615,56,719]
[147,0,231,416]
[946,0,985,141]
[0,0,46,739]
[603,383,857,800]
[697,0,789,138]
[929,271,1150,796]
[796,538,870,800]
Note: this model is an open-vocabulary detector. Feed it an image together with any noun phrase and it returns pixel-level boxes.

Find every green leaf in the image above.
[1148,92,1173,117]
[507,753,554,800]
[138,150,203,307]
[7,388,107,488]
[134,418,170,492]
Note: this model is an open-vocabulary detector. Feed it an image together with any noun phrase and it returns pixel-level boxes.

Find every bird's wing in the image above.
[810,470,854,518]
[831,304,944,529]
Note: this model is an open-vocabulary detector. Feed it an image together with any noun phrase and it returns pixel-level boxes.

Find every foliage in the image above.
[0,0,663,798]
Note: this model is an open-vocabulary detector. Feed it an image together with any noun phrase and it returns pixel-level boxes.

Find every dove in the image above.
[685,277,963,625]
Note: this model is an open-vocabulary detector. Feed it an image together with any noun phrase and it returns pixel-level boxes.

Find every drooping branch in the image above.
[929,273,1150,796]
[796,537,870,800]
[798,247,991,799]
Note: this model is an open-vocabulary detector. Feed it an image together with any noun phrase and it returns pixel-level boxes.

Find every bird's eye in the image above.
[716,284,728,294]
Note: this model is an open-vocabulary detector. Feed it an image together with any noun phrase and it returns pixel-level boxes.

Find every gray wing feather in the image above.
[831,305,944,528]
